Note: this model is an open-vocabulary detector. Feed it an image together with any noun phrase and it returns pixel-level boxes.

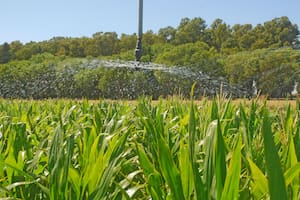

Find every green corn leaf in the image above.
[220,98,231,121]
[5,162,50,197]
[136,145,156,176]
[68,167,81,199]
[158,137,185,200]
[119,170,142,190]
[204,120,217,199]
[89,131,128,200]
[5,179,40,191]
[188,101,206,199]
[216,119,226,199]
[89,159,118,200]
[262,109,288,200]
[284,162,300,186]
[0,184,11,196]
[249,100,258,139]
[221,134,242,200]
[179,141,194,199]
[211,99,219,121]
[136,144,164,199]
[247,158,268,199]
[286,127,299,199]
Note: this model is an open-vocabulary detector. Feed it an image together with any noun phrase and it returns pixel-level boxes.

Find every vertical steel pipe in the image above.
[138,0,143,39]
[135,0,143,62]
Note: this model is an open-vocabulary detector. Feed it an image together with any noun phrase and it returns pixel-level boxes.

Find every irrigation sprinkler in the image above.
[135,0,143,62]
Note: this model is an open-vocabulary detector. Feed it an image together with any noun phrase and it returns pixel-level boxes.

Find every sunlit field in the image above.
[1,97,300,199]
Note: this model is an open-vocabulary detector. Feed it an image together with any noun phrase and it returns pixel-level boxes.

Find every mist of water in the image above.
[0,59,247,99]
[291,81,298,96]
[252,80,258,96]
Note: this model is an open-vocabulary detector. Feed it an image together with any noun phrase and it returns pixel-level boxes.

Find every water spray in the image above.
[135,0,143,62]
[252,80,258,96]
[291,81,298,96]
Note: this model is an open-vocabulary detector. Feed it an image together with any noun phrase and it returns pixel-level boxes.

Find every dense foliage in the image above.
[1,98,300,199]
[0,16,300,98]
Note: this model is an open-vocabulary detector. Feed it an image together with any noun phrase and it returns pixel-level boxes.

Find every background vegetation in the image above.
[0,16,300,98]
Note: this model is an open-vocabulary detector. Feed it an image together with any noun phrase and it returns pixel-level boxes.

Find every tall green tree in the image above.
[206,18,231,51]
[69,38,85,57]
[92,32,120,56]
[231,24,255,50]
[251,24,268,49]
[158,26,176,43]
[119,33,136,52]
[262,16,299,47]
[8,40,23,60]
[0,42,11,63]
[141,30,165,62]
[174,17,207,45]
[155,41,223,75]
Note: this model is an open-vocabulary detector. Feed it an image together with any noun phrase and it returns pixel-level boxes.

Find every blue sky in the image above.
[1,0,300,44]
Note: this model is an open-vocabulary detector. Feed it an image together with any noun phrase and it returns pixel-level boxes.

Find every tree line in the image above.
[0,16,300,98]
[0,16,299,63]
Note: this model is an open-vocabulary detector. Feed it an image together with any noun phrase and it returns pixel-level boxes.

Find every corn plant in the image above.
[0,98,300,199]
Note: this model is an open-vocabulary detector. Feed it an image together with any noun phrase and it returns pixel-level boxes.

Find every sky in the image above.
[1,0,300,44]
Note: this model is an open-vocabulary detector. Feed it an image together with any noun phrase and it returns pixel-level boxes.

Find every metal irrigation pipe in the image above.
[135,0,143,62]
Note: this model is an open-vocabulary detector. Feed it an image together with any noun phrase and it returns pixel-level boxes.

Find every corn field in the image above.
[1,97,300,199]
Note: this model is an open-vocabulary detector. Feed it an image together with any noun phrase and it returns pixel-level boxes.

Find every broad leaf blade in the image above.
[221,134,242,200]
[262,109,288,200]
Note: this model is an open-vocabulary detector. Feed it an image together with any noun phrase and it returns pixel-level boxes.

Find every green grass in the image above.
[0,98,300,199]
